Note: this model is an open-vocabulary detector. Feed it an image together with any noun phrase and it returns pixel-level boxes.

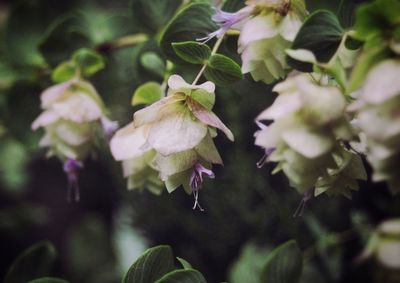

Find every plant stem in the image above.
[192,35,225,85]
[96,34,149,52]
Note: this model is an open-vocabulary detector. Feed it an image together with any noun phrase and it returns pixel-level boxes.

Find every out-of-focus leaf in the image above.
[338,0,368,29]
[288,10,344,72]
[72,48,105,77]
[0,138,29,191]
[122,245,175,283]
[155,269,207,283]
[130,0,183,33]
[51,61,77,83]
[222,0,246,12]
[140,52,166,78]
[4,241,57,283]
[172,41,211,64]
[228,243,271,283]
[27,277,69,283]
[132,82,163,106]
[204,54,243,86]
[4,2,46,67]
[160,3,217,63]
[261,240,303,283]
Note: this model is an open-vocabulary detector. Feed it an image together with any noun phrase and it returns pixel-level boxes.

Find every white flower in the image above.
[32,79,113,161]
[133,75,234,156]
[238,0,306,83]
[349,60,400,193]
[255,73,366,196]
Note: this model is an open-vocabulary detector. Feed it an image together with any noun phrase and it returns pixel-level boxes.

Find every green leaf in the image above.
[288,10,344,72]
[261,240,303,283]
[176,257,193,270]
[72,48,105,77]
[122,245,176,283]
[221,0,246,12]
[4,241,57,283]
[140,52,166,78]
[172,41,212,64]
[338,0,368,29]
[204,54,243,86]
[27,277,69,283]
[52,61,77,83]
[132,82,163,106]
[130,0,183,33]
[160,3,218,63]
[353,0,400,41]
[39,14,92,67]
[155,269,207,283]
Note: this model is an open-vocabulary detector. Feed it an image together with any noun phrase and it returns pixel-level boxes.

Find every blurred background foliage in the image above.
[0,0,400,282]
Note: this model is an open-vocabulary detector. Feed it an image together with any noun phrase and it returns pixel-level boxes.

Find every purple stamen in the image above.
[189,163,215,211]
[256,148,275,168]
[293,189,314,217]
[101,116,119,142]
[197,7,252,43]
[63,158,84,202]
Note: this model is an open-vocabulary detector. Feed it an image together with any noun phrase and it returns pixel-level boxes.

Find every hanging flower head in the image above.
[32,78,116,200]
[255,73,366,197]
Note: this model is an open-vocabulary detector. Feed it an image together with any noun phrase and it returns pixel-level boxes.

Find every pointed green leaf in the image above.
[172,41,212,64]
[4,241,57,283]
[176,257,193,270]
[155,269,207,283]
[160,3,218,63]
[52,61,77,83]
[122,245,176,283]
[204,54,243,86]
[72,48,105,77]
[132,82,163,106]
[261,240,303,283]
[288,10,344,72]
[27,277,69,283]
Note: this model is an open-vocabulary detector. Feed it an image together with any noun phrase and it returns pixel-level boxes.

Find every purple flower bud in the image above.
[63,158,84,202]
[189,163,215,211]
[197,7,252,43]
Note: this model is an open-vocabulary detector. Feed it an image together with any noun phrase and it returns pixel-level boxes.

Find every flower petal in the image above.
[195,134,223,165]
[154,150,198,180]
[133,94,185,127]
[41,81,73,108]
[110,123,150,161]
[32,110,60,130]
[147,109,208,156]
[190,100,234,141]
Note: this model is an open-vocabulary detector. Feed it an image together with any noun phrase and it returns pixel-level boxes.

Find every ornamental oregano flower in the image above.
[349,60,400,194]
[255,73,367,197]
[32,78,117,201]
[204,0,307,84]
[111,75,233,210]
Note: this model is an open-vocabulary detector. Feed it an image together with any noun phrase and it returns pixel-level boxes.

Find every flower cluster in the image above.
[350,60,400,194]
[255,73,366,197]
[32,78,117,201]
[206,0,307,84]
[110,75,233,209]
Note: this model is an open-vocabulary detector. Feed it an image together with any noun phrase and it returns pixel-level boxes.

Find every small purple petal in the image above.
[63,158,84,202]
[189,163,215,211]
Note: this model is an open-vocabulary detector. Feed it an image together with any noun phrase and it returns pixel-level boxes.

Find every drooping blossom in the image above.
[349,60,400,194]
[255,73,366,197]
